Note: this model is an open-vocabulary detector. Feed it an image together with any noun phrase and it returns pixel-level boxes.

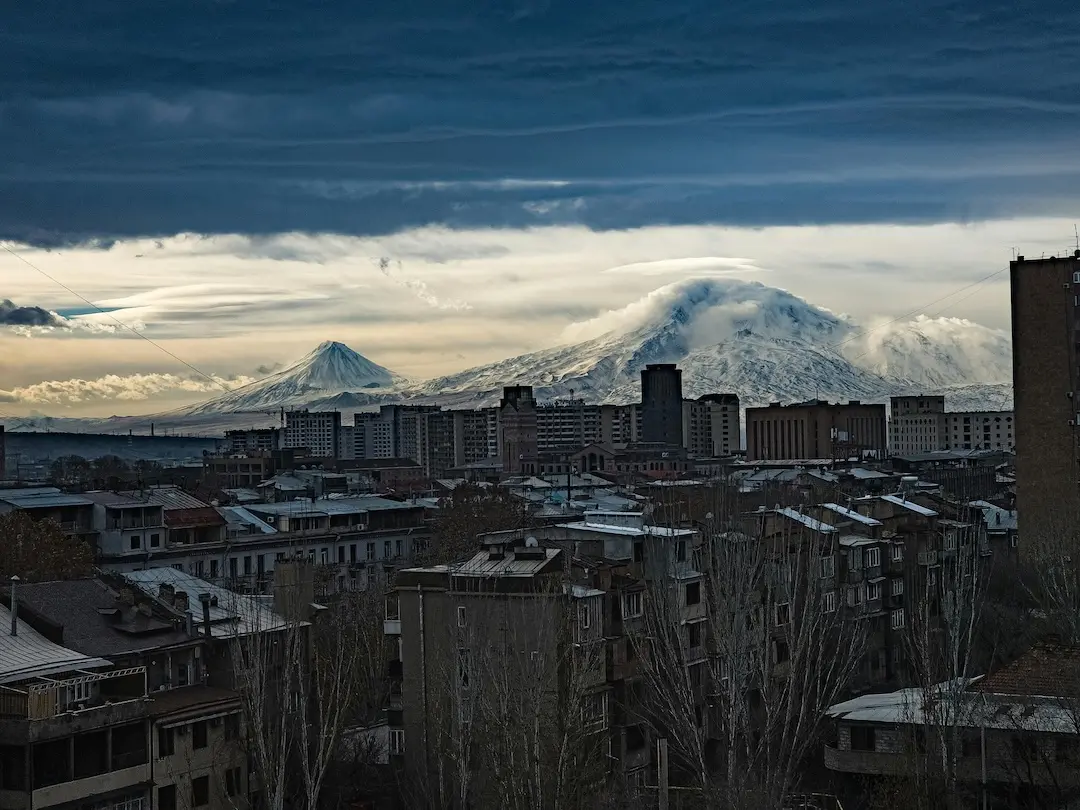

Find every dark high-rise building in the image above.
[1010,252,1080,557]
[499,385,538,475]
[745,400,886,461]
[640,364,683,446]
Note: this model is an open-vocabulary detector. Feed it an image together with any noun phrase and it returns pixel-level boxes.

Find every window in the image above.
[578,603,591,630]
[891,609,905,629]
[775,603,790,626]
[210,559,219,579]
[850,725,876,752]
[229,558,238,578]
[823,590,838,613]
[384,540,392,558]
[192,720,208,749]
[582,692,608,727]
[457,606,467,628]
[350,544,357,563]
[819,555,835,579]
[319,548,328,565]
[177,662,189,687]
[622,591,643,619]
[890,578,904,597]
[685,582,701,606]
[129,535,140,551]
[866,581,882,602]
[225,767,242,797]
[389,728,405,755]
[458,648,471,690]
[633,541,643,562]
[395,539,403,557]
[158,726,175,757]
[848,585,863,606]
[687,621,702,648]
[849,548,863,570]
[224,713,240,741]
[865,547,881,568]
[194,560,204,578]
[367,542,375,560]
[150,533,161,548]
[1057,737,1079,763]
[676,542,687,562]
[338,546,345,564]
[192,775,209,807]
[773,640,789,665]
[158,785,177,810]
[891,543,903,562]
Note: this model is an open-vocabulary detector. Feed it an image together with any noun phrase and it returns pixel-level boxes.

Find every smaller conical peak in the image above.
[315,340,349,353]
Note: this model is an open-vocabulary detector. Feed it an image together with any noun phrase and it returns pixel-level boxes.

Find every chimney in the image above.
[119,587,135,606]
[159,583,175,603]
[9,575,19,637]
[198,593,213,637]
[184,610,194,636]
[174,590,189,612]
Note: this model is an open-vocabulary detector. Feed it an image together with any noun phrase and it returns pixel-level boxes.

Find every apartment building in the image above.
[640,364,683,446]
[498,386,539,475]
[1010,252,1080,556]
[224,429,280,454]
[283,410,341,458]
[0,567,281,810]
[746,400,887,461]
[889,396,1014,455]
[682,394,740,457]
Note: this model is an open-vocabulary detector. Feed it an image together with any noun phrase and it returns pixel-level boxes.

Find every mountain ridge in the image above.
[153,277,1018,420]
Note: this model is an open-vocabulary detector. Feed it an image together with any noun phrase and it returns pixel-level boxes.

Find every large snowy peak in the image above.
[418,277,1011,408]
[184,341,405,414]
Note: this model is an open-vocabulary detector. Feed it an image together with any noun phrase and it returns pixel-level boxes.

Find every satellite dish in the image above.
[525,536,538,548]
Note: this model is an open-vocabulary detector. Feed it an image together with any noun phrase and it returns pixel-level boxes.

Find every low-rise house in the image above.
[824,642,1080,808]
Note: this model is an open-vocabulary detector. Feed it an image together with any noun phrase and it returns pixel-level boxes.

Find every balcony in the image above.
[823,745,907,776]
[918,550,938,566]
[383,619,401,635]
[32,763,151,809]
[0,668,147,740]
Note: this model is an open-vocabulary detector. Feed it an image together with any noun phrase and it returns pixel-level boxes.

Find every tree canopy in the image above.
[426,483,532,565]
[0,511,95,582]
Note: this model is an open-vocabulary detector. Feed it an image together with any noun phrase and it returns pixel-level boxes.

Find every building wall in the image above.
[499,387,538,475]
[746,401,887,461]
[283,411,341,458]
[1011,254,1080,556]
[640,365,683,446]
[943,412,1014,451]
[681,394,740,457]
[153,708,248,810]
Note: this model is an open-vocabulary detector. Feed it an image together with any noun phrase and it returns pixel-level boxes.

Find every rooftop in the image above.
[879,494,938,517]
[775,507,837,534]
[121,568,295,637]
[0,490,95,509]
[15,579,193,657]
[217,506,278,534]
[245,496,417,518]
[821,503,882,527]
[0,603,111,685]
[84,491,160,508]
[972,643,1080,700]
[144,486,212,511]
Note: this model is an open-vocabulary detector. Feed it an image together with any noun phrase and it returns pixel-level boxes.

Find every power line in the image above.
[1,242,235,395]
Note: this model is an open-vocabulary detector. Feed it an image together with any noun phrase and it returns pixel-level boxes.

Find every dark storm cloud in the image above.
[3,0,1080,244]
[0,299,66,327]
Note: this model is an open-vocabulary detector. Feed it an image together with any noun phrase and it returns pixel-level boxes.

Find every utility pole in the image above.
[657,737,669,810]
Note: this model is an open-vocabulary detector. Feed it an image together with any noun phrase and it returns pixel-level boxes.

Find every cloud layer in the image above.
[0,298,66,327]
[3,1,1080,243]
[0,372,256,407]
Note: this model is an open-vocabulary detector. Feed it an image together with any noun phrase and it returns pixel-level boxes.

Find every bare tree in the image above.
[228,564,384,810]
[414,571,608,810]
[635,504,867,808]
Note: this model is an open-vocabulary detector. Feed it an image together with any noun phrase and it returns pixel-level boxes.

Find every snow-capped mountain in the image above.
[412,278,1012,410]
[184,341,406,414]
[161,277,1014,421]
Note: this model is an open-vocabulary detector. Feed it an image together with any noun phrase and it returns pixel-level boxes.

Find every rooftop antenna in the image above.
[1074,224,1079,253]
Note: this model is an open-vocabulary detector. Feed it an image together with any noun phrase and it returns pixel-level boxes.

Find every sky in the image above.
[2,0,1080,417]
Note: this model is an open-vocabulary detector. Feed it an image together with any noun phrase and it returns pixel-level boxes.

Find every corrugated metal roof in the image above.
[0,604,112,684]
[880,494,938,517]
[121,568,294,637]
[821,503,882,527]
[0,492,95,509]
[247,497,417,517]
[217,506,278,534]
[84,491,156,507]
[775,507,837,534]
[144,486,211,511]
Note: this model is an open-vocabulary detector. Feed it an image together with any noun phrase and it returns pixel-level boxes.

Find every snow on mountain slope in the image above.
[415,278,1012,408]
[184,341,406,414]
[170,277,1012,419]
